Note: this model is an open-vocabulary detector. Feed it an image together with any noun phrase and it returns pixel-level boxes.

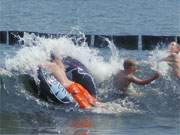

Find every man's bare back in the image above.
[113,70,131,95]
[114,59,160,96]
[41,61,72,88]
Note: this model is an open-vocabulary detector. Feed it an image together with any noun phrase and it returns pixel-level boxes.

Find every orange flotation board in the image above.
[67,82,97,109]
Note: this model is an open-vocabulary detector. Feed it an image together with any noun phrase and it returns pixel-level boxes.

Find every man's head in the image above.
[50,52,60,64]
[123,59,137,73]
[169,42,180,54]
[50,53,56,62]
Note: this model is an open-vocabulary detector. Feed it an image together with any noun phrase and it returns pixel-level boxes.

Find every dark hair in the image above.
[50,53,56,61]
[123,59,136,69]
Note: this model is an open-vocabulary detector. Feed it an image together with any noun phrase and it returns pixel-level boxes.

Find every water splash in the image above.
[103,37,118,60]
[5,33,121,82]
[3,32,140,114]
[3,33,180,115]
[148,45,169,76]
[91,101,141,114]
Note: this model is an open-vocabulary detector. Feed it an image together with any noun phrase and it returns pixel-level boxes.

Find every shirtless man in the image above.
[113,59,160,97]
[40,54,103,109]
[161,42,180,78]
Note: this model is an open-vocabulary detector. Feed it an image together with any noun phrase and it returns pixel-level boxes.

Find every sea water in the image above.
[0,0,179,35]
[0,34,180,135]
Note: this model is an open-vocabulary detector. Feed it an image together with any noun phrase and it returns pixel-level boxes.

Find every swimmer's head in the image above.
[169,42,180,54]
[50,52,60,63]
[123,59,137,73]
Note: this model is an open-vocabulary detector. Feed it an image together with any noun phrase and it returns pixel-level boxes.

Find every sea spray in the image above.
[5,33,122,82]
[148,46,169,76]
[3,33,141,113]
[91,101,141,114]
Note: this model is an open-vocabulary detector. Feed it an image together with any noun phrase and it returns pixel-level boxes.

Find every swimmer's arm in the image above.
[160,54,176,62]
[128,73,159,85]
[159,57,170,62]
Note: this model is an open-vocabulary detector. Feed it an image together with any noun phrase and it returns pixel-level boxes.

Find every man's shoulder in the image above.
[117,70,125,74]
[126,74,136,80]
[170,53,179,57]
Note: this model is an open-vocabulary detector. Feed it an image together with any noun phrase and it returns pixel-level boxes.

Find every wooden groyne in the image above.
[0,31,179,50]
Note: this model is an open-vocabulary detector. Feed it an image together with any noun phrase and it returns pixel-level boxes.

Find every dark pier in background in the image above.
[142,36,177,50]
[0,31,179,50]
[0,31,7,44]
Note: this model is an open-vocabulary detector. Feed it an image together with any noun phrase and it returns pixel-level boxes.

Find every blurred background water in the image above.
[0,0,180,35]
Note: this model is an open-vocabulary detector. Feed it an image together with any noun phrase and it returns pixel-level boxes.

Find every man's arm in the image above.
[128,72,160,85]
[160,54,176,62]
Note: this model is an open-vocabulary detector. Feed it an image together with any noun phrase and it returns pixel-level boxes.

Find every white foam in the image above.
[0,67,12,76]
[148,48,169,76]
[5,33,122,82]
[90,101,141,114]
[4,33,138,114]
